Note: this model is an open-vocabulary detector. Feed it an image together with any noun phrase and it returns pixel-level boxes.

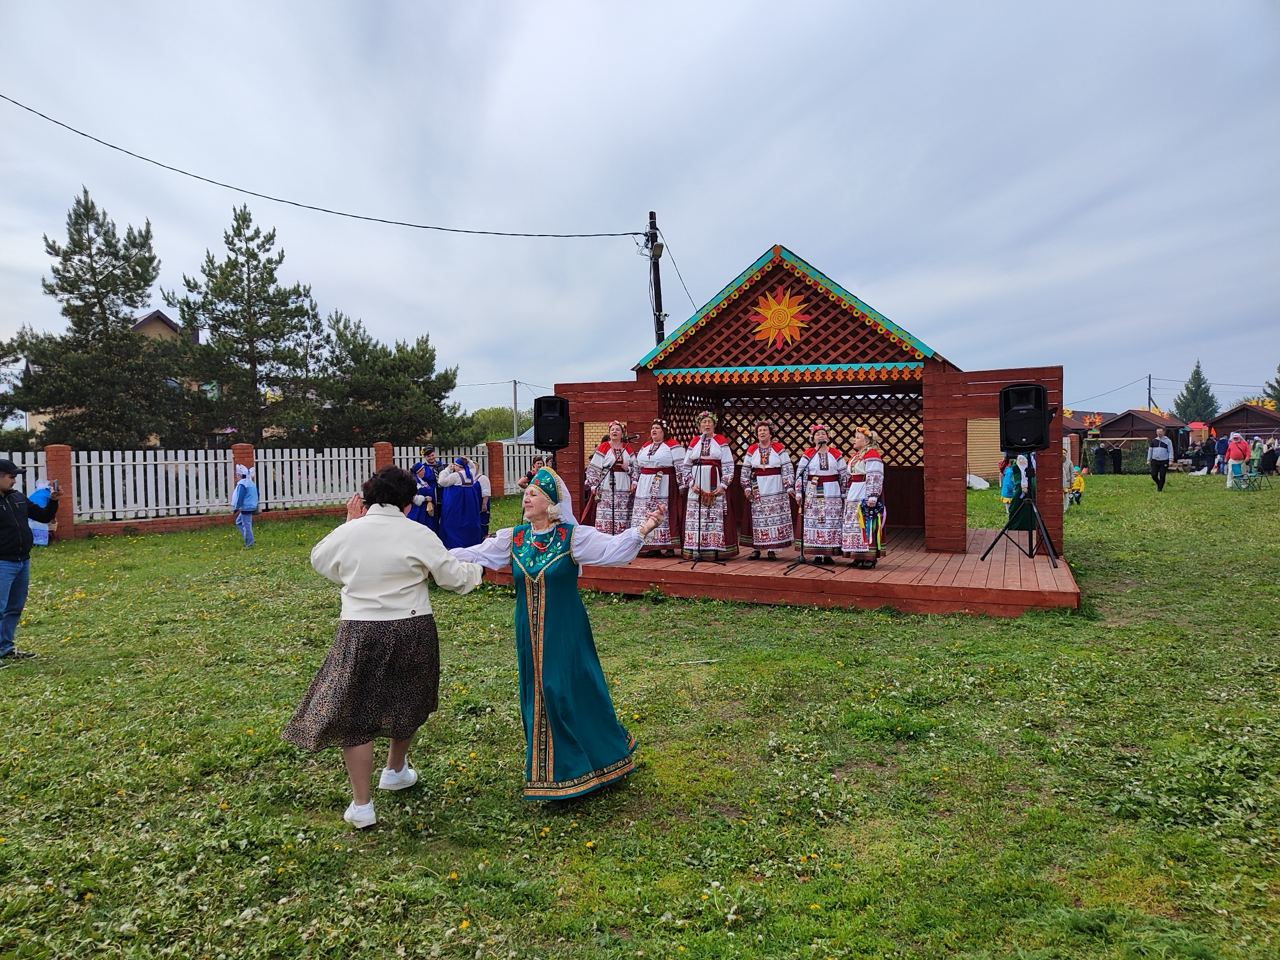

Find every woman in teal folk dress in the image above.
[451,468,665,800]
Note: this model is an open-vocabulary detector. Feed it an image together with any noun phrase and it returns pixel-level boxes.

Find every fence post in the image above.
[373,441,393,472]
[232,442,256,472]
[485,441,505,496]
[44,444,75,540]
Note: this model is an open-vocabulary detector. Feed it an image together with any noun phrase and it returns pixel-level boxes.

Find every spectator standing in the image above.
[1214,433,1229,474]
[1225,432,1251,489]
[0,459,60,663]
[1146,428,1174,492]
[231,465,259,547]
[517,456,546,490]
[1251,437,1264,474]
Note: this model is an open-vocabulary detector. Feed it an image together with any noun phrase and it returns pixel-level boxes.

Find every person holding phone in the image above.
[0,459,61,663]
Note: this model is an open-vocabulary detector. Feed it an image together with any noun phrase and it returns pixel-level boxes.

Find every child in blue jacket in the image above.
[232,465,259,546]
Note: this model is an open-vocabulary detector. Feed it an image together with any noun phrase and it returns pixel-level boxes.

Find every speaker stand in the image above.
[979,497,1059,568]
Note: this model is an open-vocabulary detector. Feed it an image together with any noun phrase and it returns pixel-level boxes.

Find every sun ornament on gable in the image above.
[750,287,810,350]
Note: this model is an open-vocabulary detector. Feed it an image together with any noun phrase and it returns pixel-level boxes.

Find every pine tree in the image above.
[0,189,195,448]
[1171,360,1220,422]
[313,312,469,445]
[166,206,324,444]
[1265,362,1280,404]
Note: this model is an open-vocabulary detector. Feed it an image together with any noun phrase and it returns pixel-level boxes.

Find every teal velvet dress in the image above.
[456,521,640,800]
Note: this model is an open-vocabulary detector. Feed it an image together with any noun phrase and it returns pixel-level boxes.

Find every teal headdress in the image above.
[531,467,561,504]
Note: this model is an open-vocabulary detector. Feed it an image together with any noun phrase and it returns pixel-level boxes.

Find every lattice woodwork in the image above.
[659,385,923,467]
[651,256,927,371]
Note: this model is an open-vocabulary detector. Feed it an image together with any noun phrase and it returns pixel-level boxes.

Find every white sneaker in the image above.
[343,801,376,829]
[378,762,419,792]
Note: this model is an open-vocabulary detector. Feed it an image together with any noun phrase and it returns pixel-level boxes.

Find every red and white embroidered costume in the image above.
[793,445,848,555]
[841,446,885,558]
[739,441,795,551]
[681,433,738,559]
[585,441,636,535]
[630,436,686,551]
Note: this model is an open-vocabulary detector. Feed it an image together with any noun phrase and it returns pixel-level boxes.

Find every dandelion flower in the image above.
[459,919,470,930]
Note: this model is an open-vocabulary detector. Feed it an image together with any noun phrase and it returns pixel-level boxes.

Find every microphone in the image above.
[623,433,641,442]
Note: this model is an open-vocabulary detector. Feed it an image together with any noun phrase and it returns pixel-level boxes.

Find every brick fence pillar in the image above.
[485,441,505,496]
[231,442,255,472]
[43,444,75,540]
[373,441,393,472]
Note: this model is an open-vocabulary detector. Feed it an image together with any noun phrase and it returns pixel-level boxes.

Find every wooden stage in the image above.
[486,528,1080,618]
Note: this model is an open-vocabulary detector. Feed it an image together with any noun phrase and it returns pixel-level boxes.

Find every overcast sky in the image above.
[2,1,1277,416]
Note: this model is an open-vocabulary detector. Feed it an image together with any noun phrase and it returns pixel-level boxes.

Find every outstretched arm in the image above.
[571,505,664,567]
[450,527,514,570]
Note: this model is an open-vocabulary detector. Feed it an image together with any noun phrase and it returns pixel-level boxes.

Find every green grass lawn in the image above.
[2,474,1278,958]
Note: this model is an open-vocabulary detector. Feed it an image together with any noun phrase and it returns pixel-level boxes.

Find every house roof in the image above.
[1099,408,1186,430]
[1062,409,1117,431]
[132,308,198,343]
[1210,402,1280,426]
[635,244,946,374]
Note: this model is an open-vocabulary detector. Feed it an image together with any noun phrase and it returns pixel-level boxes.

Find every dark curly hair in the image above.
[361,465,417,509]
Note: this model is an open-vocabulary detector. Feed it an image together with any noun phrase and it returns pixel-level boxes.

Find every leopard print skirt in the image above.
[283,614,440,751]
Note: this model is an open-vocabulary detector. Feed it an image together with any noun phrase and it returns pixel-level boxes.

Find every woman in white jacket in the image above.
[283,466,484,829]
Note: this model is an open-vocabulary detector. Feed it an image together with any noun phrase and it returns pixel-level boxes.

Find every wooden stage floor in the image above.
[486,528,1080,618]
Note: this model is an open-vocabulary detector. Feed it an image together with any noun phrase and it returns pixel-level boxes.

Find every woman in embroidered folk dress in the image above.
[793,423,847,563]
[841,426,886,568]
[681,411,738,560]
[739,421,794,560]
[584,421,637,535]
[631,419,685,556]
[451,468,665,800]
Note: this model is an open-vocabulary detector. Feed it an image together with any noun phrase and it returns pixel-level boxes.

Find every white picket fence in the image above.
[0,450,48,494]
[59,442,541,522]
[71,446,379,521]
[255,447,375,510]
[391,442,541,494]
[73,449,233,521]
[502,443,540,494]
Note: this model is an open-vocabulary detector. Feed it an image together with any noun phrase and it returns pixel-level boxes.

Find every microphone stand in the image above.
[608,452,617,535]
[682,450,725,568]
[786,463,835,577]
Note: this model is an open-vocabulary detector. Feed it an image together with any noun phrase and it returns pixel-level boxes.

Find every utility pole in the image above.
[512,379,519,439]
[648,211,665,345]
[1147,373,1153,411]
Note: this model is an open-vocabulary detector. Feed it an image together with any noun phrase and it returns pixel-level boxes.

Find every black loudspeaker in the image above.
[533,395,570,451]
[999,383,1050,452]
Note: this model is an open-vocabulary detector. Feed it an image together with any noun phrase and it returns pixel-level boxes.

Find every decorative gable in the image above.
[636,245,945,385]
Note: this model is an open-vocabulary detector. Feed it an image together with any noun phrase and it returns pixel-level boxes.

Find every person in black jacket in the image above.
[0,459,60,662]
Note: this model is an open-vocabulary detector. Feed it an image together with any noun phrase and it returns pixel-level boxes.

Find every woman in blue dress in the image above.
[439,457,485,549]
[451,468,665,800]
[406,447,441,534]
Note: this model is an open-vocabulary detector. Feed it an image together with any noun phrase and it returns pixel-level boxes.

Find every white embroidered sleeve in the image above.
[449,527,513,570]
[570,524,644,567]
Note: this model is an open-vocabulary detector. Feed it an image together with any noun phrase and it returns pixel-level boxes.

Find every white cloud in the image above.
[1,0,1277,415]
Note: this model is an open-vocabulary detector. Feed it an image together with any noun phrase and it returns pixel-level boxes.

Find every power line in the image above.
[0,91,644,240]
[1153,376,1265,389]
[657,230,698,311]
[1066,376,1147,407]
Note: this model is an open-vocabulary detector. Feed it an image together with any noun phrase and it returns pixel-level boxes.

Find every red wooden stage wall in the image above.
[923,365,1064,553]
